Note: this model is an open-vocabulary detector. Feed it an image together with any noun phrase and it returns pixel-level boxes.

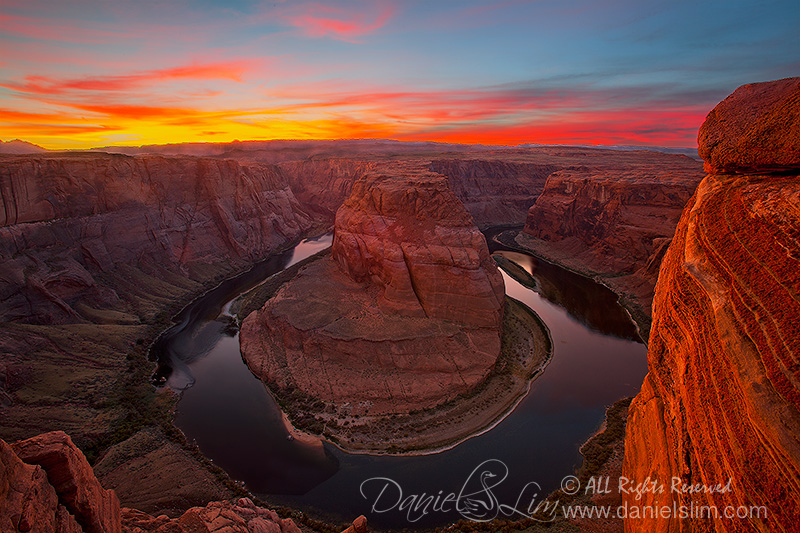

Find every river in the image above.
[151,232,648,529]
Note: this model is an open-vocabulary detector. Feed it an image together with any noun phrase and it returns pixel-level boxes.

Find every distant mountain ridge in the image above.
[0,139,48,154]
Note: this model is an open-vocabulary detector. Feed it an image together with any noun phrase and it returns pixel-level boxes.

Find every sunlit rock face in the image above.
[623,77,800,533]
[0,153,312,323]
[241,163,505,415]
[0,431,304,533]
[1,431,122,533]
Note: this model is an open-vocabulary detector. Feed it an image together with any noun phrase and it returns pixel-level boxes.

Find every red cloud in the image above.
[284,2,394,41]
[1,61,254,96]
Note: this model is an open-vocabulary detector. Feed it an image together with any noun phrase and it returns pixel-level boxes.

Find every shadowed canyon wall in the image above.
[518,156,704,330]
[0,153,312,324]
[623,77,800,532]
[0,153,315,510]
[0,430,326,533]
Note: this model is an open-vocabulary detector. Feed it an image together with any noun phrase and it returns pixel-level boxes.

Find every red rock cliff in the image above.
[518,154,704,328]
[623,77,800,533]
[240,163,504,415]
[332,166,505,328]
[0,431,312,533]
[428,159,557,227]
[280,157,556,228]
[0,153,312,323]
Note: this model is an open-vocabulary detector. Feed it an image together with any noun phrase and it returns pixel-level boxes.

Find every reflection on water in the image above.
[152,232,647,529]
[489,249,641,342]
[151,234,338,494]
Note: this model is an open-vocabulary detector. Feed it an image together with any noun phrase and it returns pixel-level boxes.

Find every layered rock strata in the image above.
[623,77,800,532]
[518,157,704,329]
[0,430,328,533]
[279,157,556,228]
[428,158,557,227]
[241,163,505,415]
[0,152,314,515]
[1,431,121,533]
[0,153,312,324]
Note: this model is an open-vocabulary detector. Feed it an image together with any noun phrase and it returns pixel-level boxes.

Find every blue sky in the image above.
[1,0,797,148]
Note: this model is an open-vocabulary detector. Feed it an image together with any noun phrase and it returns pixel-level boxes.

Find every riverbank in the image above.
[237,260,552,455]
[493,229,652,342]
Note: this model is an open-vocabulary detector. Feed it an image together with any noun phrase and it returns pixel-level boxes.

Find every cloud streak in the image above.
[269,1,395,42]
[1,61,255,96]
[1,0,796,149]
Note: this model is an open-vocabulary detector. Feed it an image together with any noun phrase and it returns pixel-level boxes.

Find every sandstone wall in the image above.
[332,165,505,328]
[622,77,800,533]
[428,158,557,227]
[0,431,310,533]
[519,159,703,324]
[0,153,312,323]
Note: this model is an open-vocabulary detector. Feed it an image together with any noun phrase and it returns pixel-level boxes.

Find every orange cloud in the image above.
[1,61,254,95]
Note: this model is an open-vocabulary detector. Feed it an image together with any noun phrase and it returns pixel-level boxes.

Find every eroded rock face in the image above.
[0,437,74,533]
[121,498,302,533]
[428,159,557,227]
[332,168,505,328]
[0,153,312,323]
[623,77,800,532]
[519,156,704,327]
[241,164,504,414]
[279,157,556,228]
[0,431,309,533]
[1,431,120,533]
[698,77,800,174]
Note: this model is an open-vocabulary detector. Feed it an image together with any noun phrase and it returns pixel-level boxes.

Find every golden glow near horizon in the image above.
[1,1,797,150]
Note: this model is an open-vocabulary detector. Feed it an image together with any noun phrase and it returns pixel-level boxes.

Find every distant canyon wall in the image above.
[623,77,800,532]
[518,155,704,328]
[0,153,312,324]
[277,157,557,228]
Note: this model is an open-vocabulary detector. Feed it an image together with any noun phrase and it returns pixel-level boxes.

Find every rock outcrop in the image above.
[518,154,704,329]
[0,431,320,533]
[332,167,505,327]
[0,153,312,323]
[121,498,303,533]
[279,157,556,228]
[279,158,374,219]
[698,77,800,174]
[241,163,504,415]
[623,77,800,532]
[2,431,121,533]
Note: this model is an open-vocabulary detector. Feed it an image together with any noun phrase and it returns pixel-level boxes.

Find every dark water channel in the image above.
[151,231,648,530]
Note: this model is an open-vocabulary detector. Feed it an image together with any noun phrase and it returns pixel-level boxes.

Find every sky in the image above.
[0,0,798,150]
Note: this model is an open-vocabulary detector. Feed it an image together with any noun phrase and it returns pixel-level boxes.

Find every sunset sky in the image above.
[1,0,798,150]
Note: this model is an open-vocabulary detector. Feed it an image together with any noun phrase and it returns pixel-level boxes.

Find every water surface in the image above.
[153,233,647,529]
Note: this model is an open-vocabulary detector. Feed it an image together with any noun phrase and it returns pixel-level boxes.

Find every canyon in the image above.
[1,127,715,529]
[0,153,315,517]
[239,162,510,428]
[516,156,704,334]
[623,77,800,532]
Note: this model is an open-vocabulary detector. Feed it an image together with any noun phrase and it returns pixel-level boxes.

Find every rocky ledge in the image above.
[623,77,800,532]
[1,430,366,533]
